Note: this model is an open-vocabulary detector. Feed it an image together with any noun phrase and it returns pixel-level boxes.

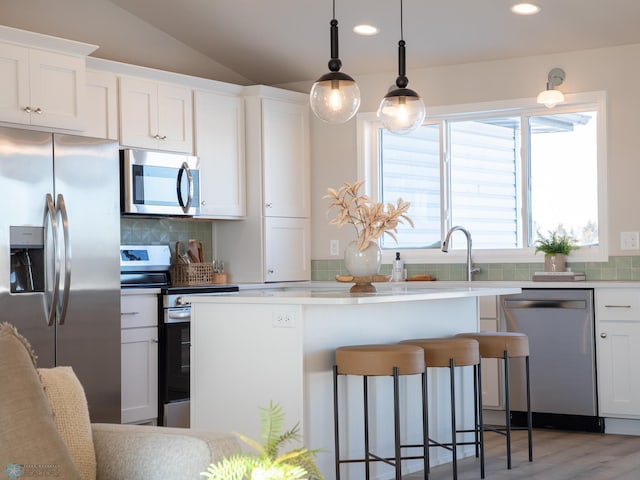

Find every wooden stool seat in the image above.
[336,344,426,376]
[455,332,529,358]
[400,337,480,367]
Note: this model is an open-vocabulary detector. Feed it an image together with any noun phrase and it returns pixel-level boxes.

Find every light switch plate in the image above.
[620,231,640,250]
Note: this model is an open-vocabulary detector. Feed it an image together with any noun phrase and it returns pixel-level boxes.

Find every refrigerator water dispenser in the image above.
[10,226,44,293]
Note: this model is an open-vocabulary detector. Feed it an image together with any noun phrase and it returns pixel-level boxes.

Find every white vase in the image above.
[344,240,382,277]
[544,254,566,272]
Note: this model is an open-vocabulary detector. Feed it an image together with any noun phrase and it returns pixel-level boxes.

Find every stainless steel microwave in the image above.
[120,149,200,216]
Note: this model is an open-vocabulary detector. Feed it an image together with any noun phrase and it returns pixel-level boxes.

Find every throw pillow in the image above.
[0,322,80,480]
[39,367,97,480]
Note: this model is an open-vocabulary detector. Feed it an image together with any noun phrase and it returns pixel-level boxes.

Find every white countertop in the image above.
[188,285,521,305]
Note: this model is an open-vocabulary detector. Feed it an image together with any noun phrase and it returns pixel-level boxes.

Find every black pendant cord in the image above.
[396,0,408,88]
[328,0,342,72]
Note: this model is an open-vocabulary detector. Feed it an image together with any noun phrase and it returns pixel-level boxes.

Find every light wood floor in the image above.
[403,428,640,480]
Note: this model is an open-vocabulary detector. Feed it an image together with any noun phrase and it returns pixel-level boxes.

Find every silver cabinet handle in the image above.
[604,304,632,308]
[23,106,32,113]
[153,134,161,140]
[152,338,159,343]
[267,269,275,274]
[600,333,607,338]
[265,203,273,208]
[34,108,42,114]
[160,135,167,140]
[121,311,140,316]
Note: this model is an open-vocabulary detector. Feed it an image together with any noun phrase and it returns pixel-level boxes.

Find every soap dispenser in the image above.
[391,252,404,282]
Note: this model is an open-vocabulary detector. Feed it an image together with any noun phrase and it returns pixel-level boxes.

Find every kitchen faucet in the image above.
[442,226,480,281]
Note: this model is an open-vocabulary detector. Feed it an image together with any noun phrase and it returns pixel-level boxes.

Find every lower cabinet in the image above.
[121,293,158,425]
[595,288,640,418]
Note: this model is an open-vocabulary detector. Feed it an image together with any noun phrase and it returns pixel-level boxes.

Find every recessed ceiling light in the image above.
[353,24,379,36]
[511,3,541,15]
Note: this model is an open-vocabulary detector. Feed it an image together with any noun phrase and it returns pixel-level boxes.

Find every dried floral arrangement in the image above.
[325,180,413,251]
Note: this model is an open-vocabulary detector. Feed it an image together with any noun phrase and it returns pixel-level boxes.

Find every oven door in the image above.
[160,306,191,427]
[121,149,200,216]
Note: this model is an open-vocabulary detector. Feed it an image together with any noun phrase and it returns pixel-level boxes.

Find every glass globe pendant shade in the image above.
[378,87,426,134]
[537,88,565,108]
[310,72,361,124]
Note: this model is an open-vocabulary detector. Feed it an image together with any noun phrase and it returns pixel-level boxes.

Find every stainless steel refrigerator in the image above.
[0,126,121,423]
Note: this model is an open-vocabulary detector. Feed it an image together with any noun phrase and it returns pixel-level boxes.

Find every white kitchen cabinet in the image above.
[479,295,501,409]
[119,76,193,153]
[261,97,310,218]
[121,292,158,425]
[194,89,246,218]
[83,69,118,140]
[596,288,640,418]
[264,217,311,282]
[215,86,310,283]
[0,43,86,130]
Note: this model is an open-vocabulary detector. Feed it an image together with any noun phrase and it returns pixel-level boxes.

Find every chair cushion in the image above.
[0,322,80,479]
[39,367,97,480]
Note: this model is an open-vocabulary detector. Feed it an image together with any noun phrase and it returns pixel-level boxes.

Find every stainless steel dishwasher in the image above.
[500,288,603,432]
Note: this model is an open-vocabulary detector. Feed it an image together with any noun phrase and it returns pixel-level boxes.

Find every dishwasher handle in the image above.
[503,299,588,309]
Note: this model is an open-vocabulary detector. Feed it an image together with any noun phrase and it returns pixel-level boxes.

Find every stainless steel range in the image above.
[120,244,239,427]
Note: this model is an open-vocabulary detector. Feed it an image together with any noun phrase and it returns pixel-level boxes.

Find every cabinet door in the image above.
[84,70,118,140]
[157,83,193,153]
[195,90,245,217]
[0,43,30,124]
[121,326,158,424]
[262,98,310,218]
[119,76,159,150]
[597,320,640,417]
[264,217,310,282]
[29,49,85,130]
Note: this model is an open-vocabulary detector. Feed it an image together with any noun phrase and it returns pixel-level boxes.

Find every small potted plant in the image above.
[534,230,579,272]
[201,402,322,480]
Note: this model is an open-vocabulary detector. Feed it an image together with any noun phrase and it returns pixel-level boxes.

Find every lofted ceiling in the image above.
[105,0,640,85]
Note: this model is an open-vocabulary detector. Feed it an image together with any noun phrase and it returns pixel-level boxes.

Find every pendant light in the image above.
[309,0,361,124]
[377,0,425,134]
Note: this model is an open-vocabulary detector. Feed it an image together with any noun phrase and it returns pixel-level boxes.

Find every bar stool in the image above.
[334,344,428,480]
[400,337,484,480]
[456,331,532,469]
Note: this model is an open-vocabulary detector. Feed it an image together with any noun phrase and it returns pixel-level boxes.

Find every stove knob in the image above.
[176,296,188,306]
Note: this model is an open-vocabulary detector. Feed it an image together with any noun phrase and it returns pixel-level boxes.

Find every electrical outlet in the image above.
[620,231,640,250]
[330,239,340,256]
[272,311,296,328]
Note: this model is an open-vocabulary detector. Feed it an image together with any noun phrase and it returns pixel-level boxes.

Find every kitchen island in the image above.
[189,285,520,479]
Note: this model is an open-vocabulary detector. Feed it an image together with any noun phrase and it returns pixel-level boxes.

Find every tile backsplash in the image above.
[311,256,640,282]
[120,217,213,261]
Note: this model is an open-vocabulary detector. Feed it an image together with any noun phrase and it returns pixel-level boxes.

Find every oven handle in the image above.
[165,307,191,323]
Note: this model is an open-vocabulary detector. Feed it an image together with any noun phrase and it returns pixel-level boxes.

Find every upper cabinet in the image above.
[194,89,246,218]
[0,42,90,131]
[83,69,118,140]
[260,97,310,218]
[119,76,193,154]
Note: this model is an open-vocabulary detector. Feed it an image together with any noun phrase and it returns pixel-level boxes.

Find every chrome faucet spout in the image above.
[442,226,479,281]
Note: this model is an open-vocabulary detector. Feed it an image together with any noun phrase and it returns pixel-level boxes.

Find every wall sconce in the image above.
[309,0,361,124]
[537,68,566,108]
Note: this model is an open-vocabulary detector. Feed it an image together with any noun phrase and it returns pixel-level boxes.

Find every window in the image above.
[358,92,607,262]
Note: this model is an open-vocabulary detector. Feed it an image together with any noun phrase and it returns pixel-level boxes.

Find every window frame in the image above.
[356,91,608,264]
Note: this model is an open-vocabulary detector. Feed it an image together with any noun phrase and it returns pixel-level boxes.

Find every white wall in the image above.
[282,44,640,261]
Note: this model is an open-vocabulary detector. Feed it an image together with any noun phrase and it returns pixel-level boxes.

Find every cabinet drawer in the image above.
[121,294,158,328]
[596,289,640,321]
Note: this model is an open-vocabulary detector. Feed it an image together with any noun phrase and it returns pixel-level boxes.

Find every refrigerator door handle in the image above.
[56,194,71,326]
[176,161,194,213]
[44,193,60,327]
